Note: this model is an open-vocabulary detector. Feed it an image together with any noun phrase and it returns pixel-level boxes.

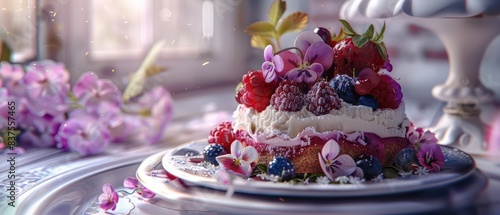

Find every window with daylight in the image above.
[0,0,37,62]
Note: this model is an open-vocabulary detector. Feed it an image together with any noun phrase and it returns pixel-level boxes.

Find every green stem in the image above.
[275,47,304,59]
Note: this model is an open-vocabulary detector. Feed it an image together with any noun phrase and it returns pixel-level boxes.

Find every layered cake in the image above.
[204,17,444,182]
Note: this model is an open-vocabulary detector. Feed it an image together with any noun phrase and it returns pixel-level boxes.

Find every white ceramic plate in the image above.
[160,140,476,197]
[136,149,486,215]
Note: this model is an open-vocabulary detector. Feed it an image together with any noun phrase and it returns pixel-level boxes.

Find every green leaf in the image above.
[379,22,386,40]
[250,35,275,50]
[352,35,369,48]
[276,12,308,37]
[339,19,358,36]
[376,42,388,60]
[244,21,276,38]
[269,0,286,26]
[0,40,12,62]
[363,24,374,39]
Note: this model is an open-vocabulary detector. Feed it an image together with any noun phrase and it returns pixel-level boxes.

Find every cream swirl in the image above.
[233,101,409,139]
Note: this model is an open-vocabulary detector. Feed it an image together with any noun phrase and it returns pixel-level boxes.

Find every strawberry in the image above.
[237,70,279,112]
[332,20,388,77]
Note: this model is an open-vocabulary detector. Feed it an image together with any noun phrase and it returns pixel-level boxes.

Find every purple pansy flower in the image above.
[123,177,139,189]
[278,31,333,83]
[98,183,119,211]
[318,139,357,181]
[73,72,122,115]
[417,143,445,172]
[262,45,284,83]
[56,112,111,155]
[216,140,258,177]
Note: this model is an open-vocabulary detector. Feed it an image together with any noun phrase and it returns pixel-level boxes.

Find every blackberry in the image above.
[357,95,378,111]
[268,156,295,181]
[330,74,359,104]
[270,80,305,112]
[356,155,383,180]
[306,79,341,115]
[203,144,226,166]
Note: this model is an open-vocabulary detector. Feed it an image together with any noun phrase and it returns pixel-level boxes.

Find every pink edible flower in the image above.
[318,139,357,181]
[261,45,284,83]
[417,143,445,172]
[98,183,119,211]
[216,140,258,177]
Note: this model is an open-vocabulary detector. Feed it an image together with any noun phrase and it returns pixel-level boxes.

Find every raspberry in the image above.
[330,74,359,104]
[306,80,341,115]
[270,80,305,112]
[370,74,403,109]
[238,70,278,112]
[208,121,235,152]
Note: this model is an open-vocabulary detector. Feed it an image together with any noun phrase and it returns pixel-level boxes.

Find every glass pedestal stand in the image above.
[407,17,500,155]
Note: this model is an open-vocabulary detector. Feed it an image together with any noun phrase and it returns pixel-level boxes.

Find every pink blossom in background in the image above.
[22,60,70,116]
[72,72,122,115]
[125,86,173,145]
[56,111,111,155]
[487,112,500,154]
[0,62,25,97]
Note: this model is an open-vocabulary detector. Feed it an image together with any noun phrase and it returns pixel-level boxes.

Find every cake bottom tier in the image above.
[242,132,412,174]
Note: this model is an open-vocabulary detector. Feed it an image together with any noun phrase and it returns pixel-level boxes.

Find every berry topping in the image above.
[238,70,279,112]
[394,148,419,172]
[208,122,235,152]
[357,95,378,111]
[314,27,332,45]
[270,80,305,112]
[354,68,380,95]
[203,144,226,166]
[306,79,341,115]
[330,74,359,104]
[370,74,403,109]
[268,156,295,181]
[333,20,387,76]
[356,155,383,180]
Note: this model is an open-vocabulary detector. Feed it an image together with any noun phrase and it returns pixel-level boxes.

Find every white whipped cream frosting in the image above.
[233,101,410,140]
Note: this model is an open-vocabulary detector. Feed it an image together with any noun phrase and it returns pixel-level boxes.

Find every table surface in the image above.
[1,85,500,215]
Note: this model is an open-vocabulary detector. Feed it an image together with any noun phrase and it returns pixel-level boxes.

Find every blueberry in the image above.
[203,144,226,166]
[314,27,332,45]
[356,155,383,180]
[268,156,295,181]
[330,74,359,104]
[394,148,419,171]
[357,95,378,111]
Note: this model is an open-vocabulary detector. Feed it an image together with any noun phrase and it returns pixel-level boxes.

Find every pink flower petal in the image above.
[230,140,243,158]
[216,154,250,177]
[304,41,333,70]
[241,146,258,163]
[138,185,156,199]
[273,55,284,72]
[294,31,323,54]
[263,45,274,61]
[277,51,302,77]
[332,154,357,178]
[262,61,277,83]
[73,72,98,97]
[322,140,340,161]
[123,177,138,189]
